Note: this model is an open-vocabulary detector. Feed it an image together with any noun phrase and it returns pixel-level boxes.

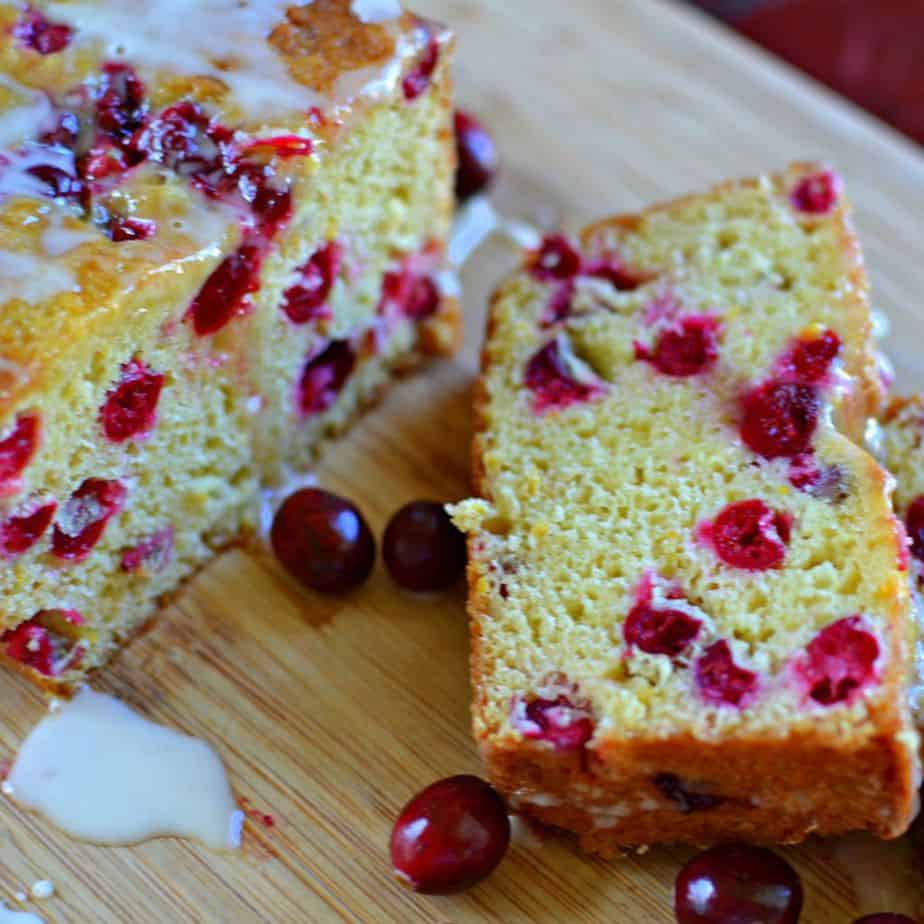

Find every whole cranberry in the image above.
[675,843,803,924]
[390,774,510,894]
[270,488,375,594]
[383,501,466,592]
[454,110,499,202]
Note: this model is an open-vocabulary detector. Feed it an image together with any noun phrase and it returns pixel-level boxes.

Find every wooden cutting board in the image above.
[3,1,924,921]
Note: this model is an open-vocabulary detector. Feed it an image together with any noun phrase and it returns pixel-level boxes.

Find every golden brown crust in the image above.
[487,725,917,854]
[270,0,397,96]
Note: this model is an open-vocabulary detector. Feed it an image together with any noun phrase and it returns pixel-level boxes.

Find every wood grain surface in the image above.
[3,1,924,921]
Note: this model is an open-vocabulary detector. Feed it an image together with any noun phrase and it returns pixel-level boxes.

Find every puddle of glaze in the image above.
[3,688,243,851]
[447,195,543,270]
[0,905,43,924]
[833,832,923,919]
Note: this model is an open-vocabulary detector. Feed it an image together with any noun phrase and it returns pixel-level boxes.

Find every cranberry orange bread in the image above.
[0,0,456,690]
[450,165,920,851]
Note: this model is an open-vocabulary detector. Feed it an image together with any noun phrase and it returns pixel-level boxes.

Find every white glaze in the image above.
[870,308,891,340]
[0,906,43,924]
[48,0,414,120]
[350,0,402,23]
[28,883,52,902]
[0,144,76,202]
[332,25,414,106]
[166,199,237,251]
[4,688,244,851]
[40,224,97,257]
[0,76,56,150]
[448,195,544,269]
[448,195,498,267]
[0,248,79,303]
[48,0,325,120]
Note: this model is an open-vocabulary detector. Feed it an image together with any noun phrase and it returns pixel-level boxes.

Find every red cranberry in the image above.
[797,616,879,706]
[25,164,86,207]
[281,241,342,324]
[635,315,720,377]
[40,111,81,149]
[624,600,701,657]
[187,243,262,336]
[524,339,604,414]
[297,340,356,416]
[791,170,840,214]
[120,527,173,573]
[706,499,791,571]
[3,620,54,676]
[584,257,649,292]
[454,110,498,202]
[529,235,582,281]
[51,478,125,561]
[695,640,759,707]
[0,500,56,557]
[905,496,924,562]
[675,843,803,924]
[403,276,441,320]
[100,359,164,442]
[13,8,73,54]
[95,62,148,156]
[245,172,293,237]
[654,774,724,813]
[383,501,466,592]
[379,265,441,321]
[740,381,819,459]
[78,144,129,183]
[142,102,219,176]
[142,102,292,238]
[402,37,440,102]
[516,696,595,751]
[787,453,848,502]
[780,329,841,384]
[105,214,157,242]
[390,775,510,894]
[853,916,918,924]
[270,488,375,594]
[0,414,39,490]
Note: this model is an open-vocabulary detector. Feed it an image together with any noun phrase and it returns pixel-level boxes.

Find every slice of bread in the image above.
[0,1,456,690]
[451,165,920,852]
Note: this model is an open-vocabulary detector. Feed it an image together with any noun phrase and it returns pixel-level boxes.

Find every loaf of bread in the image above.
[0,0,456,689]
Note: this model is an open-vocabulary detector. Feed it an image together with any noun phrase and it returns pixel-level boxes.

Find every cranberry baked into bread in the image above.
[0,0,456,690]
[450,165,920,851]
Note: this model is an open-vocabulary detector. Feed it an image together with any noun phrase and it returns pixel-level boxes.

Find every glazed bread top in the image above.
[0,0,448,412]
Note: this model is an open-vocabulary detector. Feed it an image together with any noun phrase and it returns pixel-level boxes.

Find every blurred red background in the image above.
[693,0,924,147]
